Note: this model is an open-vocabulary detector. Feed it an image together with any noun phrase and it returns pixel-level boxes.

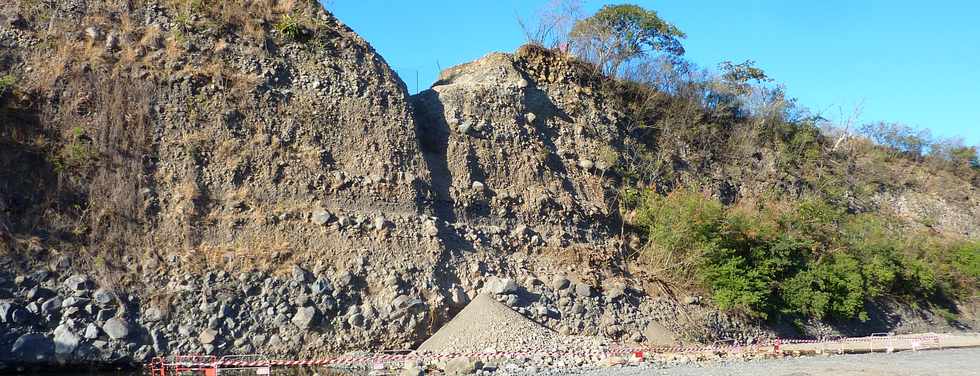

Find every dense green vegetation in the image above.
[623,189,980,321]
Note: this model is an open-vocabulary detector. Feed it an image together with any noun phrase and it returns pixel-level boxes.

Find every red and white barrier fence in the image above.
[147,333,949,374]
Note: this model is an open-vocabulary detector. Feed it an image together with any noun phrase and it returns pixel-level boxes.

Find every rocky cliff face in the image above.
[0,2,759,366]
[412,47,624,253]
[0,0,443,366]
[0,0,976,369]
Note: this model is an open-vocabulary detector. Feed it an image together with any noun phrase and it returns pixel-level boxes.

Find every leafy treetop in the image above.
[569,4,686,76]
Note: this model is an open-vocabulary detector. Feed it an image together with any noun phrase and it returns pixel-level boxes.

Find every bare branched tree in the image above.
[832,100,864,152]
[516,0,583,48]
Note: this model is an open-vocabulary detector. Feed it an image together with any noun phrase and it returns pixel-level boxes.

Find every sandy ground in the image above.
[573,346,980,376]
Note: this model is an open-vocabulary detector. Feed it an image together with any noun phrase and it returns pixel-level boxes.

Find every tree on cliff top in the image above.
[569,4,686,76]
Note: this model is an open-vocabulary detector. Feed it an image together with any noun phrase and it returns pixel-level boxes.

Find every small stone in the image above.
[471,181,485,193]
[526,113,537,123]
[64,307,81,317]
[199,329,219,345]
[292,265,310,283]
[31,270,51,282]
[311,277,333,295]
[552,276,570,290]
[423,220,439,237]
[144,307,164,322]
[96,309,115,322]
[93,288,116,306]
[219,303,234,318]
[392,295,422,310]
[574,283,593,297]
[84,323,100,339]
[41,297,62,314]
[347,313,364,327]
[105,33,118,50]
[102,317,131,340]
[578,158,594,170]
[484,277,518,295]
[373,216,388,230]
[445,357,483,375]
[458,121,472,134]
[84,26,102,40]
[62,297,89,308]
[682,296,701,305]
[27,286,52,300]
[291,306,318,329]
[64,274,93,291]
[450,286,468,307]
[337,215,354,228]
[0,302,21,323]
[311,208,332,225]
[605,284,626,301]
[533,305,548,317]
[600,356,627,367]
[292,295,310,307]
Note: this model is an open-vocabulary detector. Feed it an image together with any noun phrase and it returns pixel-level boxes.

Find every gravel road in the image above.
[570,347,980,376]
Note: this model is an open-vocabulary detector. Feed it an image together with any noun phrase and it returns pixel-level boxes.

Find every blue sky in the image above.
[328,1,979,146]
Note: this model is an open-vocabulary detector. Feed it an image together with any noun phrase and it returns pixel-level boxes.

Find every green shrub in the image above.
[0,74,14,91]
[630,188,977,322]
[949,241,980,292]
[634,190,724,283]
[782,252,866,320]
[635,189,724,255]
[701,246,772,317]
[0,74,15,102]
[274,14,307,41]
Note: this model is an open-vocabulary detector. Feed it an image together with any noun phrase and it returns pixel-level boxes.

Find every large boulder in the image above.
[102,317,132,340]
[12,333,54,361]
[53,324,81,355]
[484,277,518,295]
[41,297,62,314]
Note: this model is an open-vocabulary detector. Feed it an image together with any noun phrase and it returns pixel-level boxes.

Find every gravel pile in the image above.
[418,293,560,353]
[418,293,614,360]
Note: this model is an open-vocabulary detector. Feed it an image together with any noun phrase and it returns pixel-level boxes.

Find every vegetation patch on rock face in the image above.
[624,187,979,322]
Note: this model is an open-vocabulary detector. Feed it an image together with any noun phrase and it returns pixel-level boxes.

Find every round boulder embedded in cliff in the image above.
[102,317,132,340]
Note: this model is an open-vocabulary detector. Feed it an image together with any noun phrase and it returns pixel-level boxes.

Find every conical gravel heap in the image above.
[417,293,559,353]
